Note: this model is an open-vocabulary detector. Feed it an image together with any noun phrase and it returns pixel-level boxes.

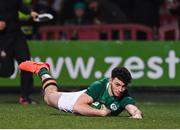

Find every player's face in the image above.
[75,8,85,17]
[110,78,126,97]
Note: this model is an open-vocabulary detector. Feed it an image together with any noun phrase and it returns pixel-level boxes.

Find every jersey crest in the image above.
[110,103,117,111]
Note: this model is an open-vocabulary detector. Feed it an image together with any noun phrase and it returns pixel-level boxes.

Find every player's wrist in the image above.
[131,110,143,119]
[99,109,107,116]
[99,109,109,116]
[131,114,143,119]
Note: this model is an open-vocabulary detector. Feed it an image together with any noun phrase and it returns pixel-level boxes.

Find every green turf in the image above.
[0,93,180,129]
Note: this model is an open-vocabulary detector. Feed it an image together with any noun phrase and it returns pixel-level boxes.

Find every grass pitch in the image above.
[0,93,180,129]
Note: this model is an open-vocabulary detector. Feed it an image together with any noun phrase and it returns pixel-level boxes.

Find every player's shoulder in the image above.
[91,77,109,86]
[88,77,109,91]
[99,77,109,83]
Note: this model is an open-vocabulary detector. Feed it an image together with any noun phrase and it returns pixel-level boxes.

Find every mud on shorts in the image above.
[58,89,87,113]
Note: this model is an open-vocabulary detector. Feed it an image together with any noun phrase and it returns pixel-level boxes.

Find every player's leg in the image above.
[13,34,34,104]
[19,61,61,108]
[40,72,61,108]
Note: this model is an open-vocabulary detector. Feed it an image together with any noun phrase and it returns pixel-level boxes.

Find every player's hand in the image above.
[129,113,143,119]
[31,11,39,21]
[100,105,111,116]
[0,21,6,30]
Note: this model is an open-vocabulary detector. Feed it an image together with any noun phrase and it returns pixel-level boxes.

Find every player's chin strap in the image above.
[41,77,58,95]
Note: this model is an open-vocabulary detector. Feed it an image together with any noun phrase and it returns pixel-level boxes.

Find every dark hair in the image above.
[111,67,132,85]
[74,2,86,10]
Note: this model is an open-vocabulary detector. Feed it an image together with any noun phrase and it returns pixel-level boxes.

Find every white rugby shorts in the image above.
[58,89,87,113]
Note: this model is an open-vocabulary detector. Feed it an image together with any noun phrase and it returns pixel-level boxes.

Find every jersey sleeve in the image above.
[85,78,106,101]
[111,96,135,116]
[120,96,135,108]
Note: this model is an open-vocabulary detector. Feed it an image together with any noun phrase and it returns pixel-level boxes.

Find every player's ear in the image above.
[109,78,113,83]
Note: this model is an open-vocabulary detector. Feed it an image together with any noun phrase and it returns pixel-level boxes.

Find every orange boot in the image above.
[19,61,49,74]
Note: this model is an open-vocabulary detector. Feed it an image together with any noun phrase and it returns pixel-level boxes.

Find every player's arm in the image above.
[125,104,143,119]
[73,93,111,116]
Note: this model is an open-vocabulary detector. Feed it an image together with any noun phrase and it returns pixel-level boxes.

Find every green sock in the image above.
[38,68,50,78]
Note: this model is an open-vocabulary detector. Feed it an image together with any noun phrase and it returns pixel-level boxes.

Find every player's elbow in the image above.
[73,104,82,114]
[73,104,89,116]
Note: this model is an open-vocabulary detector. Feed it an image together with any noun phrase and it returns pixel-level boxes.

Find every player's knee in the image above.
[43,94,50,105]
[43,92,53,105]
[43,86,58,105]
[44,92,60,108]
[44,86,58,94]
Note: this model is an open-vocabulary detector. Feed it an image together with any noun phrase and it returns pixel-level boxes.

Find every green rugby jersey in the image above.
[85,77,135,116]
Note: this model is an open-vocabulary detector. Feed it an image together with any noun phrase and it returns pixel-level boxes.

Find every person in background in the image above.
[19,0,35,40]
[64,1,91,40]
[55,0,77,25]
[64,2,90,25]
[168,0,180,29]
[86,0,128,40]
[86,0,128,24]
[0,0,39,104]
[52,0,64,24]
